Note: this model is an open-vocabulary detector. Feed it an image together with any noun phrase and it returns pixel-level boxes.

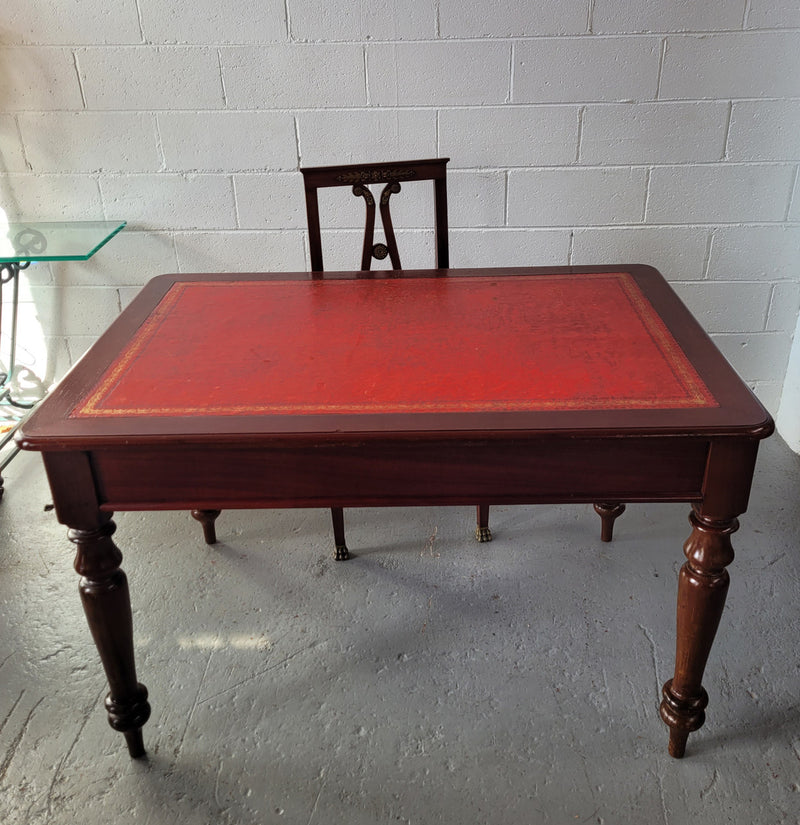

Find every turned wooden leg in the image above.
[70,514,150,758]
[593,502,625,542]
[191,508,221,544]
[330,506,349,560]
[475,503,492,542]
[659,507,737,758]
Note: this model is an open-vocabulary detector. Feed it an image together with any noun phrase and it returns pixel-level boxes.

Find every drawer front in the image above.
[91,437,710,510]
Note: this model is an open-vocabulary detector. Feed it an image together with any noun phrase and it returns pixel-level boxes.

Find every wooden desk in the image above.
[17,266,773,760]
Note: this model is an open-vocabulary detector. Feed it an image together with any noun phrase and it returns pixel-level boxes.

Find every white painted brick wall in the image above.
[592,1,747,34]
[579,103,729,164]
[647,165,795,223]
[367,43,510,105]
[77,47,225,110]
[508,168,648,226]
[747,1,800,29]
[296,110,437,166]
[158,112,297,171]
[222,46,367,108]
[19,112,161,172]
[513,38,662,103]
[438,0,588,37]
[0,0,798,430]
[137,0,286,44]
[291,0,434,41]
[727,101,800,161]
[659,33,800,99]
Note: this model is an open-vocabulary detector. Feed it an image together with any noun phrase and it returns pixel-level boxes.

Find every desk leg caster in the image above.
[191,509,221,544]
[331,507,350,560]
[475,504,492,542]
[594,502,625,542]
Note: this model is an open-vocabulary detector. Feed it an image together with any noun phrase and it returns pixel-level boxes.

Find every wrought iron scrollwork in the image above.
[12,227,47,259]
[1,227,49,409]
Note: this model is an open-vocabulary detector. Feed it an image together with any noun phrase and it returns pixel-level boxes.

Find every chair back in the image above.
[300,158,449,272]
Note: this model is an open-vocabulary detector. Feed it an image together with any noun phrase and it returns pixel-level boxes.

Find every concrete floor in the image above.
[0,437,798,824]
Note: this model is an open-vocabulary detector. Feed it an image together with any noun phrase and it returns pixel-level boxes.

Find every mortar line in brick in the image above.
[721,101,734,160]
[742,0,753,29]
[655,38,667,100]
[231,176,242,229]
[13,117,32,172]
[642,167,653,222]
[294,115,303,165]
[162,221,798,237]
[12,31,800,50]
[96,177,108,221]
[278,159,800,174]
[363,47,370,105]
[483,222,777,231]
[702,231,715,279]
[567,229,575,264]
[503,171,509,226]
[132,0,145,42]
[786,166,799,222]
[153,114,166,172]
[38,98,798,116]
[217,50,229,108]
[587,0,596,34]
[283,0,292,41]
[764,284,778,331]
[575,106,585,163]
[71,51,87,110]
[6,162,800,178]
[507,43,515,104]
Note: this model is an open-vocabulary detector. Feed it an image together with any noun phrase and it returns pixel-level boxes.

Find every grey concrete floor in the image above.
[0,437,799,824]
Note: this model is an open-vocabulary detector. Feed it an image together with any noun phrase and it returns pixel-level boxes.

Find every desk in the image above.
[0,220,126,495]
[16,266,773,760]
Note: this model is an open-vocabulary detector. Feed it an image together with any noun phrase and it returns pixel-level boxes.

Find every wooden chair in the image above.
[191,159,625,551]
[299,157,492,559]
[301,157,449,272]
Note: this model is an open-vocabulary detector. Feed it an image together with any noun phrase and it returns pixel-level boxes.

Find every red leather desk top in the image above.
[72,273,716,419]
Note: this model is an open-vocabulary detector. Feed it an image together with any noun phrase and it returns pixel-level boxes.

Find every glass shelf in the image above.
[0,220,126,263]
[1,220,127,486]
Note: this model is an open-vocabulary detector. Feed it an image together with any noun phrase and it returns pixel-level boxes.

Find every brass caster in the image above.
[334,544,350,561]
[475,526,493,543]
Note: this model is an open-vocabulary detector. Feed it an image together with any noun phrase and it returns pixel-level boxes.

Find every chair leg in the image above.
[191,509,221,544]
[593,503,626,542]
[475,503,492,542]
[330,507,350,560]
